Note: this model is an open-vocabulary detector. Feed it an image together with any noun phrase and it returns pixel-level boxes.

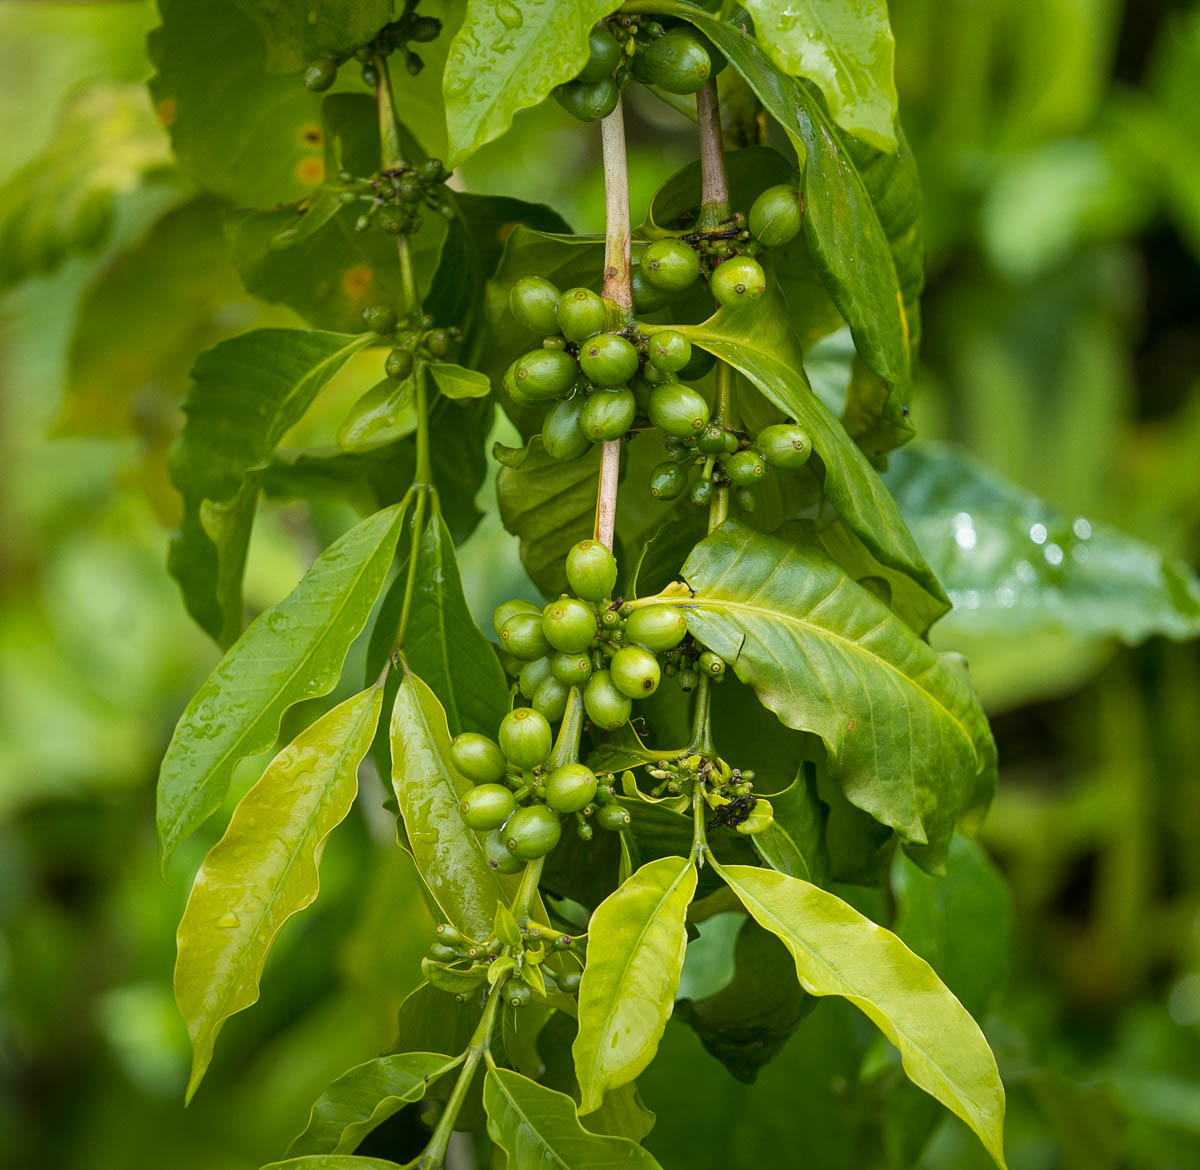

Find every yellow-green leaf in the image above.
[720,863,1007,1169]
[573,856,697,1114]
[175,685,384,1101]
[389,668,520,938]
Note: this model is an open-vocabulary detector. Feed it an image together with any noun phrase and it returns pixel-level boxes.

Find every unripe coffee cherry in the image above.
[498,708,553,768]
[450,732,507,783]
[710,256,766,304]
[566,540,618,601]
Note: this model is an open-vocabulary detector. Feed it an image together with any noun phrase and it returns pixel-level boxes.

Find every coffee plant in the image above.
[151,2,1017,1166]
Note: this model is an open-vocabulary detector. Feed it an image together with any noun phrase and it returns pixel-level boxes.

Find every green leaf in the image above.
[484,1066,662,1170]
[168,328,374,644]
[884,835,1013,1168]
[389,668,520,938]
[227,95,448,334]
[497,437,602,596]
[744,0,898,151]
[157,503,405,861]
[443,0,622,165]
[674,917,813,1084]
[574,856,697,1113]
[676,521,995,870]
[0,82,173,290]
[887,441,1200,647]
[751,766,829,886]
[262,1159,407,1170]
[57,198,284,440]
[428,362,491,400]
[394,507,510,738]
[719,863,1007,1169]
[427,191,572,333]
[148,0,330,206]
[659,277,947,623]
[231,0,393,74]
[174,685,383,1099]
[289,1051,461,1156]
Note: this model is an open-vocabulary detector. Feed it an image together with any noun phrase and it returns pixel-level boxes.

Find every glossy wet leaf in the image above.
[428,362,491,400]
[288,1050,461,1156]
[0,83,173,291]
[752,766,829,886]
[744,0,898,151]
[484,1066,662,1170]
[676,521,994,870]
[675,917,813,1083]
[497,437,602,596]
[657,279,947,623]
[174,685,383,1099]
[887,441,1200,646]
[168,327,373,644]
[231,0,393,74]
[719,863,1007,1169]
[389,668,519,938]
[158,503,405,861]
[148,0,328,206]
[574,856,697,1113]
[443,0,622,165]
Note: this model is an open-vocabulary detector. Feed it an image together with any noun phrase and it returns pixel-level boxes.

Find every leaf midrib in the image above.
[196,691,377,1034]
[682,562,976,760]
[491,1071,571,1170]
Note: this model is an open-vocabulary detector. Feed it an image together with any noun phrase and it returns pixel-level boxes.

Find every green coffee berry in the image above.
[363,304,397,334]
[304,57,338,92]
[513,349,578,402]
[493,598,541,638]
[518,656,554,701]
[647,330,692,373]
[500,613,551,660]
[754,423,812,468]
[557,287,608,342]
[542,598,597,654]
[542,395,591,461]
[580,387,635,441]
[642,238,701,293]
[749,184,803,248]
[460,783,517,831]
[725,448,768,486]
[649,461,688,501]
[710,256,766,304]
[533,675,570,721]
[504,804,563,859]
[450,732,507,784]
[595,803,632,832]
[510,276,561,335]
[637,29,711,94]
[584,669,632,730]
[578,24,622,82]
[551,651,593,686]
[698,650,726,677]
[484,828,524,873]
[579,333,639,387]
[498,707,554,769]
[625,605,687,651]
[648,383,710,437]
[610,644,661,698]
[385,348,414,381]
[566,541,618,601]
[555,77,619,122]
[544,763,599,814]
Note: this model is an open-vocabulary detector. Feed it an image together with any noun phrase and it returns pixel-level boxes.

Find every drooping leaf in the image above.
[656,278,948,625]
[389,668,520,938]
[674,916,813,1084]
[443,0,622,165]
[428,361,491,400]
[168,327,374,644]
[884,835,1013,1168]
[675,521,994,870]
[719,863,1007,1169]
[230,0,393,75]
[751,765,829,886]
[148,0,330,206]
[743,0,898,151]
[174,685,383,1099]
[288,1051,462,1156]
[484,1066,662,1170]
[376,506,509,737]
[574,857,697,1113]
[497,437,602,597]
[0,82,174,290]
[886,441,1200,648]
[157,503,405,861]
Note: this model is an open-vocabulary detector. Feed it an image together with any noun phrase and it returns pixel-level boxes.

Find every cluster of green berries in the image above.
[360,306,462,378]
[424,922,583,1008]
[554,18,727,123]
[648,753,772,835]
[650,420,814,512]
[345,157,454,237]
[302,10,442,91]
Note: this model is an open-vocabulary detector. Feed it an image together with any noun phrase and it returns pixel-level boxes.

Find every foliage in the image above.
[3,1,1200,1169]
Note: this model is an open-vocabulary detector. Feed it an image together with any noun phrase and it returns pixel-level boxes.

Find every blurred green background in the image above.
[2,2,1199,1168]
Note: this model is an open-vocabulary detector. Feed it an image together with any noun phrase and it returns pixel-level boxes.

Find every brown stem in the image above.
[696,78,730,229]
